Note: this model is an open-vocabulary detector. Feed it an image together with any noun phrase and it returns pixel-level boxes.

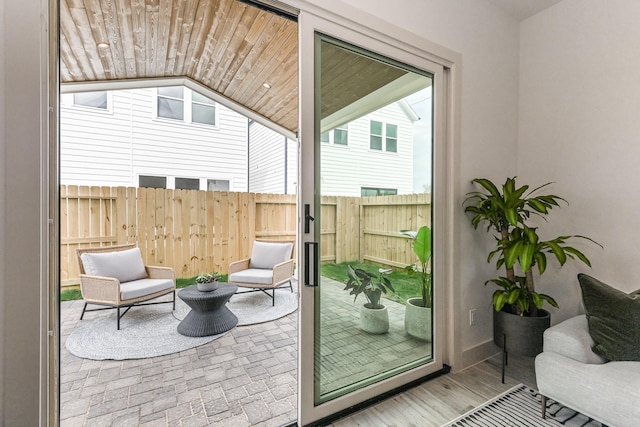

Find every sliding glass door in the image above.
[299,12,448,425]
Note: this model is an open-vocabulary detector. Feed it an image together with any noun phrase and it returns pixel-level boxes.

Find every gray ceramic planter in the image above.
[493,308,551,357]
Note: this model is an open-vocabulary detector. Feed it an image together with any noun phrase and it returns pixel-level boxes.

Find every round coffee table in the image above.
[177,283,238,337]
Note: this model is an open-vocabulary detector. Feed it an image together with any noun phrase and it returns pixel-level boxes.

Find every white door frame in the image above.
[296,5,461,424]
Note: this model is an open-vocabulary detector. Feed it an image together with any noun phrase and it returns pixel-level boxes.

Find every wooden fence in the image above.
[60,186,430,285]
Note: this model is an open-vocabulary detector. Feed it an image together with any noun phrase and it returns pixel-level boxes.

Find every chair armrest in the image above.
[229,258,250,274]
[272,259,295,285]
[79,274,121,304]
[543,315,607,364]
[146,266,175,283]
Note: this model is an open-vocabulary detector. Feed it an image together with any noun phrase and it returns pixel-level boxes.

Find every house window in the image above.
[321,125,348,145]
[370,121,383,150]
[73,91,107,109]
[192,92,216,125]
[139,175,167,189]
[156,87,217,126]
[175,178,200,190]
[386,124,397,153]
[207,179,230,191]
[361,187,397,196]
[370,120,398,152]
[157,86,184,120]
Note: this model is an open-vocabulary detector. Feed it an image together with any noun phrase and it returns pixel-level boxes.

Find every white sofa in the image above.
[535,315,640,427]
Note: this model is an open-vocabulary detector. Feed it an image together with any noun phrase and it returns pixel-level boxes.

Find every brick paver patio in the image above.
[60,278,430,425]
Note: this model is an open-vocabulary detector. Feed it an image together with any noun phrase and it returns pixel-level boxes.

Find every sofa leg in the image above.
[541,395,547,419]
[117,307,121,330]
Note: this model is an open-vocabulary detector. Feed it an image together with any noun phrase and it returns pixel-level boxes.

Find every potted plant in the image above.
[401,226,432,341]
[195,271,222,292]
[344,266,395,334]
[464,177,601,356]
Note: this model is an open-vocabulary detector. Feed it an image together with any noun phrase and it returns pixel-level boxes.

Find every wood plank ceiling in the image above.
[60,0,413,135]
[60,0,299,133]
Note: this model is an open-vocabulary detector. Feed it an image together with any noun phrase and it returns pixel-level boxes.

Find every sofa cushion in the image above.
[249,241,293,270]
[81,247,148,283]
[578,273,640,361]
[229,268,274,285]
[542,315,607,364]
[120,278,174,300]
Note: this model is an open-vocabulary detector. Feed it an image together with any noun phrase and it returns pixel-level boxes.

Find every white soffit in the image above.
[320,74,431,133]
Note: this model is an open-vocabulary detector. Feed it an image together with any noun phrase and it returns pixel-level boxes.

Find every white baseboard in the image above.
[455,339,500,371]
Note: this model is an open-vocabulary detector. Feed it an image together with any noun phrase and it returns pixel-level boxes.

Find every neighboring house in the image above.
[319,100,419,197]
[60,87,250,192]
[61,87,418,197]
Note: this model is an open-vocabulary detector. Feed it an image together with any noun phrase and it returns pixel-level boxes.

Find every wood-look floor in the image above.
[328,353,537,426]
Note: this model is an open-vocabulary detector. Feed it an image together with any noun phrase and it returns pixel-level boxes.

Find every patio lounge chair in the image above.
[228,240,295,306]
[76,244,176,329]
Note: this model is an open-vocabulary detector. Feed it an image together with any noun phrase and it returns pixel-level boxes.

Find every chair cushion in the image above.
[229,268,274,285]
[249,241,293,270]
[120,278,174,300]
[578,273,640,361]
[81,247,148,283]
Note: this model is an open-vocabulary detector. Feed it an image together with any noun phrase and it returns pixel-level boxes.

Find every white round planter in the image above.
[196,281,219,292]
[360,304,389,334]
[404,297,432,341]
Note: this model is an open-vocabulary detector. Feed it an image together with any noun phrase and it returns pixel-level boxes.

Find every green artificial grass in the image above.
[320,262,422,305]
[60,288,83,302]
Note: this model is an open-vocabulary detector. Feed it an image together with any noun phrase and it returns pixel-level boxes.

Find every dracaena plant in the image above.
[464,177,601,316]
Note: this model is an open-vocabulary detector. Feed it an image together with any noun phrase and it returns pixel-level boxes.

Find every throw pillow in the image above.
[578,273,640,361]
[81,247,148,283]
[249,241,293,270]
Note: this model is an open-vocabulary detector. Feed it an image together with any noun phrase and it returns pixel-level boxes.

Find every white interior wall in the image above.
[519,0,640,324]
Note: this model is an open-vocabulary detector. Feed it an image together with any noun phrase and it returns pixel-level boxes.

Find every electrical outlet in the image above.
[469,309,477,326]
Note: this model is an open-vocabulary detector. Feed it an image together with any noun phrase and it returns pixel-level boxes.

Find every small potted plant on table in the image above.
[195,272,221,292]
[344,266,395,334]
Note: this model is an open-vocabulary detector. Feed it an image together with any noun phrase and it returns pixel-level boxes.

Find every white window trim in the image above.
[321,125,349,146]
[153,87,220,129]
[369,119,398,153]
[61,91,114,114]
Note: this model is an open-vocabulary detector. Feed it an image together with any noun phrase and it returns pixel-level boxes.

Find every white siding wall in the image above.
[320,102,415,196]
[60,92,134,186]
[248,121,297,195]
[286,135,298,194]
[60,88,249,191]
[249,121,285,193]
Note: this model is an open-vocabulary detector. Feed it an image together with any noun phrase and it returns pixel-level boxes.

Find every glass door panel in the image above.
[314,35,434,403]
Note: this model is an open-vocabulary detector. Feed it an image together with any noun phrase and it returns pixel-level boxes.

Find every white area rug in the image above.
[66,289,297,360]
[443,384,605,427]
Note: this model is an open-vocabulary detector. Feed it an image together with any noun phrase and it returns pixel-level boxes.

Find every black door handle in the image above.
[304,241,319,287]
[304,204,314,234]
